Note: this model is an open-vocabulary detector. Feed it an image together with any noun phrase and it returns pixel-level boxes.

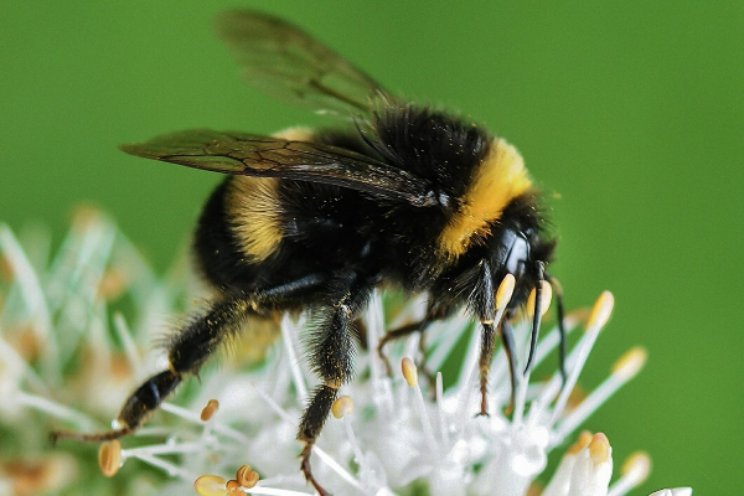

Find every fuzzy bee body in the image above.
[196,113,552,313]
[52,11,565,496]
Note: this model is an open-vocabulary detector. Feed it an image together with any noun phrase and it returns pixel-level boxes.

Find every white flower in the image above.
[0,215,692,496]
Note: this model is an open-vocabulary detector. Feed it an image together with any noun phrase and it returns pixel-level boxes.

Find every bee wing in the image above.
[121,130,436,207]
[216,9,392,116]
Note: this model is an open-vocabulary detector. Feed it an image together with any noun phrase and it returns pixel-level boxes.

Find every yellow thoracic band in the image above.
[437,138,533,259]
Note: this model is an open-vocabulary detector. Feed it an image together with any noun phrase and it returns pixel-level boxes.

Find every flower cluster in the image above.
[0,213,691,495]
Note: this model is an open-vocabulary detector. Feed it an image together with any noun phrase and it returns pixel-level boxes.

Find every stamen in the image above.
[331,395,354,419]
[589,432,611,465]
[280,314,308,402]
[236,465,260,489]
[226,479,242,495]
[194,474,228,496]
[112,313,141,371]
[587,291,614,331]
[97,440,122,477]
[434,372,450,446]
[132,452,191,479]
[0,225,57,377]
[553,347,647,443]
[160,402,248,443]
[16,391,96,430]
[495,273,516,311]
[401,357,437,449]
[567,430,593,454]
[401,357,418,387]
[120,440,206,459]
[542,431,593,496]
[612,347,648,380]
[526,280,553,319]
[310,446,363,491]
[200,399,220,422]
[549,292,614,428]
[608,451,651,496]
[648,489,693,496]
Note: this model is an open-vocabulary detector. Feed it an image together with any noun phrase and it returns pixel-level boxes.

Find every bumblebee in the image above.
[53,10,567,495]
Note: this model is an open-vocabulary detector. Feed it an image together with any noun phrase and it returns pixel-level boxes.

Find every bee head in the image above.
[483,195,556,309]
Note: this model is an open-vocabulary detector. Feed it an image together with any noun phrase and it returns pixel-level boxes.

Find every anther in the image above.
[401,357,418,387]
[567,430,593,455]
[193,474,228,496]
[621,451,652,484]
[331,395,355,419]
[495,273,516,311]
[200,399,220,422]
[226,479,242,495]
[97,440,122,477]
[588,432,611,465]
[526,280,552,319]
[612,347,647,380]
[236,464,260,489]
[587,291,614,331]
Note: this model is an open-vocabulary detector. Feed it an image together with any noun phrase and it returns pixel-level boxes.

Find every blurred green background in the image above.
[2,1,742,493]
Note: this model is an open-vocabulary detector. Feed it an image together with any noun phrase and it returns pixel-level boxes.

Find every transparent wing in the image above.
[216,9,393,116]
[121,130,436,207]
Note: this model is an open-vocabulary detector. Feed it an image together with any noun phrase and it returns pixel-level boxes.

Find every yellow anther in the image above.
[331,395,355,419]
[71,204,103,232]
[98,440,122,477]
[567,430,593,454]
[0,254,14,280]
[587,291,614,331]
[566,384,587,411]
[193,474,228,496]
[612,347,648,380]
[226,479,242,495]
[621,451,652,482]
[526,280,553,319]
[98,268,128,300]
[236,464,260,488]
[200,399,220,422]
[589,432,611,464]
[495,273,516,311]
[401,357,418,387]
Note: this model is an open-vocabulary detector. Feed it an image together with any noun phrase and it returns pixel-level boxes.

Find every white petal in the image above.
[648,489,693,496]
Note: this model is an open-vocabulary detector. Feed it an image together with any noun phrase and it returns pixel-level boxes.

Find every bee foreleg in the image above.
[499,317,518,414]
[471,259,503,417]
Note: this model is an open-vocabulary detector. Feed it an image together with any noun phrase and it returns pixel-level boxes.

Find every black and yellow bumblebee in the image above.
[53,10,567,495]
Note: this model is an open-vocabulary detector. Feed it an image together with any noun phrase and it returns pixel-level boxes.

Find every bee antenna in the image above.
[523,262,547,374]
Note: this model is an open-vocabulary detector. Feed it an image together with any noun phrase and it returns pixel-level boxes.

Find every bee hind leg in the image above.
[52,274,326,445]
[298,277,370,496]
[51,296,253,443]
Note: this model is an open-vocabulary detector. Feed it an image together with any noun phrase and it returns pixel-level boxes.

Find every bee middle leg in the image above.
[377,301,453,386]
[376,319,430,376]
[297,277,370,496]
